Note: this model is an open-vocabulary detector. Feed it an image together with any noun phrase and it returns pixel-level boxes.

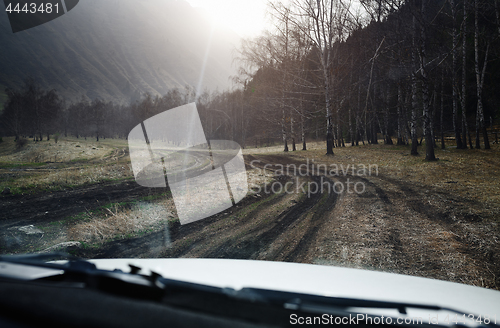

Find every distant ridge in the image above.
[0,0,241,104]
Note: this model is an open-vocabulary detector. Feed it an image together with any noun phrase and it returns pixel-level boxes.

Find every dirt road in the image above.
[1,153,499,289]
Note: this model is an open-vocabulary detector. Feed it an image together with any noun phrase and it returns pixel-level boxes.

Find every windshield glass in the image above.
[0,0,499,297]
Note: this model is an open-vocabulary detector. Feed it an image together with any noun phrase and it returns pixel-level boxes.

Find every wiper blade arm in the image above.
[0,253,162,299]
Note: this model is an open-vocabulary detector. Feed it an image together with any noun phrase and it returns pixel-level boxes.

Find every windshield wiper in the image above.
[0,253,165,300]
[0,253,497,328]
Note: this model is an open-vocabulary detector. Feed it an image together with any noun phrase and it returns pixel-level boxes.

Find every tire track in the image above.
[200,175,337,261]
[92,155,341,261]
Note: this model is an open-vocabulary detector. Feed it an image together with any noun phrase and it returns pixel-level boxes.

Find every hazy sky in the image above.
[185,0,270,37]
[185,0,365,38]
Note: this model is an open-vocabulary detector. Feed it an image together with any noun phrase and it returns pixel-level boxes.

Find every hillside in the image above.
[0,0,241,105]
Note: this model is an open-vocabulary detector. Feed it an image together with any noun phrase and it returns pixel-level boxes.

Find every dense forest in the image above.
[1,0,499,159]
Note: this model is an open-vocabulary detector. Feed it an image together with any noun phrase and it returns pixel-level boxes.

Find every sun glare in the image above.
[186,0,268,37]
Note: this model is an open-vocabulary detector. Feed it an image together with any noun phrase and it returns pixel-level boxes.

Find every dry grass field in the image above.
[0,136,133,195]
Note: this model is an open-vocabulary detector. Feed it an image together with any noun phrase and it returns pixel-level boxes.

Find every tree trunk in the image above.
[348,69,354,146]
[356,79,362,146]
[325,62,334,155]
[451,0,463,149]
[349,104,354,146]
[411,15,419,156]
[410,75,419,155]
[383,87,391,144]
[440,73,446,149]
[302,116,307,151]
[474,0,490,149]
[336,103,343,147]
[300,98,306,150]
[431,87,437,148]
[372,111,379,144]
[356,114,361,146]
[325,58,334,155]
[404,91,410,145]
[495,0,500,37]
[282,108,288,152]
[461,0,470,149]
[420,0,436,161]
[326,115,334,155]
[397,83,404,145]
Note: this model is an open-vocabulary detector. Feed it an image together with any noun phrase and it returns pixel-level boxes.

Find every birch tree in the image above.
[417,0,436,160]
[279,0,355,155]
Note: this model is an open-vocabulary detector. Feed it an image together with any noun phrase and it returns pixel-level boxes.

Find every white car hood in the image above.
[90,258,500,320]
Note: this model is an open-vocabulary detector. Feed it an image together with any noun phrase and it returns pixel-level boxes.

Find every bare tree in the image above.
[416,0,436,160]
[410,13,420,156]
[275,0,357,155]
[450,0,463,149]
[461,0,472,149]
[473,0,490,149]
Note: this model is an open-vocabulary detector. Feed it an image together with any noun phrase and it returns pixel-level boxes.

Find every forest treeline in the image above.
[1,0,499,158]
[0,79,251,145]
[235,0,500,159]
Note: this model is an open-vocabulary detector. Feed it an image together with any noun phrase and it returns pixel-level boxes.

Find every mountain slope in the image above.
[0,0,241,104]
